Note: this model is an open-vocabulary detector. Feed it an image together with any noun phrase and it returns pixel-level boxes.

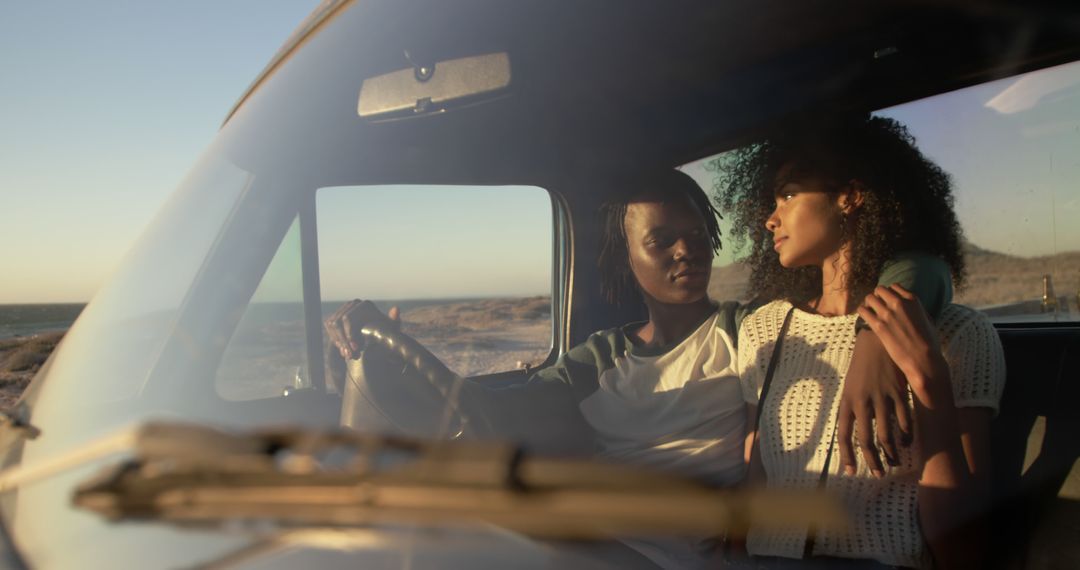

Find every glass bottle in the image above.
[1041,274,1058,313]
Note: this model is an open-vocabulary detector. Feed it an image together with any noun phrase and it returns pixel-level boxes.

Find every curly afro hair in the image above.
[712,114,965,305]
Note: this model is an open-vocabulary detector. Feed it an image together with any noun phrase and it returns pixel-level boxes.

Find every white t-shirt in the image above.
[572,311,745,569]
[579,311,747,487]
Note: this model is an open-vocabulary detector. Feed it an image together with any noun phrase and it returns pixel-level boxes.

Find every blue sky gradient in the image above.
[1,2,319,302]
[3,2,1079,303]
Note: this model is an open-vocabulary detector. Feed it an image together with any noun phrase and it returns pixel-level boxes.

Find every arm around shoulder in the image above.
[879,252,953,320]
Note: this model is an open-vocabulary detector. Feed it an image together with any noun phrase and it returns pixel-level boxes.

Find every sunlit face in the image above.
[624,193,713,305]
[764,171,848,268]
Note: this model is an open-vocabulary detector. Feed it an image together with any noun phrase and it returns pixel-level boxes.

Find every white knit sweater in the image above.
[737,300,1006,568]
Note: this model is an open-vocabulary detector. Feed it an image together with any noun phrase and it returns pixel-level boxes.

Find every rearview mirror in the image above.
[357,52,511,119]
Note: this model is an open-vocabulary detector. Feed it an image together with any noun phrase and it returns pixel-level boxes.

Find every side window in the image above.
[316,185,553,378]
[215,217,309,400]
[875,60,1080,323]
[683,59,1080,323]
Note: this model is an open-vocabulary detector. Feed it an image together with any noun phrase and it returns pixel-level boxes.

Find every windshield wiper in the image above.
[73,422,845,540]
[0,408,39,441]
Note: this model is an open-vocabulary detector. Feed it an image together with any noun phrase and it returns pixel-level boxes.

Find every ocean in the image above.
[0,304,86,339]
[0,298,510,340]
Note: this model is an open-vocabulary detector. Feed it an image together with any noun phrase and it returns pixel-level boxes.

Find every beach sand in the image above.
[1,298,553,405]
[216,297,553,401]
[0,331,63,409]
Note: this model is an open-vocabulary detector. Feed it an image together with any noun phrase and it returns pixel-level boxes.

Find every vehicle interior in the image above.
[4,1,1079,568]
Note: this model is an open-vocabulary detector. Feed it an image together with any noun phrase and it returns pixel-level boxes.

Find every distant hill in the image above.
[708,261,752,303]
[707,242,1080,311]
[962,239,1000,258]
[957,244,1080,309]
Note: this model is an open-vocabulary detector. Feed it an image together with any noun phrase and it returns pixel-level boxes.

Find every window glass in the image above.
[317,185,553,378]
[33,147,252,406]
[683,59,1080,323]
[876,60,1080,323]
[215,217,308,400]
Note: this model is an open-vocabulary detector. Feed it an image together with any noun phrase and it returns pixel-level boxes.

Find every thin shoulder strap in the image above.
[747,306,835,558]
[746,307,795,490]
[753,306,795,430]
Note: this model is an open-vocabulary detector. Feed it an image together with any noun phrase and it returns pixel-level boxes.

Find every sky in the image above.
[2,2,1079,303]
[1,2,321,303]
[315,186,552,301]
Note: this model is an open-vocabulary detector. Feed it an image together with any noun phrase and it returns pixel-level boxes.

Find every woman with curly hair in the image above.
[720,115,1006,569]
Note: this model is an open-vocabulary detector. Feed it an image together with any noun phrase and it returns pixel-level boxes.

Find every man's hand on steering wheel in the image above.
[324,300,402,360]
[324,300,492,439]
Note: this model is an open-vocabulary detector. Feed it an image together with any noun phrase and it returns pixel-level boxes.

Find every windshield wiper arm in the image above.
[0,408,40,441]
[73,422,845,540]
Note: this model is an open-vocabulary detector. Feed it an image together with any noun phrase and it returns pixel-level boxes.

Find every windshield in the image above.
[5,1,1079,569]
[5,4,574,565]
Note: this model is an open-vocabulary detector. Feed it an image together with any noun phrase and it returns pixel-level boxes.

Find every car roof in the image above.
[224,0,1080,171]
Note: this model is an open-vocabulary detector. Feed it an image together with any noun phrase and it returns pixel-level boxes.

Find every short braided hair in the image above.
[598,170,722,304]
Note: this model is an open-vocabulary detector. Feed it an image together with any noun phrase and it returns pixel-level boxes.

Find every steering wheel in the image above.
[338,321,495,439]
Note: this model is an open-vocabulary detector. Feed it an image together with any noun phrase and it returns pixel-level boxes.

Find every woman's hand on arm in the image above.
[856,284,948,392]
